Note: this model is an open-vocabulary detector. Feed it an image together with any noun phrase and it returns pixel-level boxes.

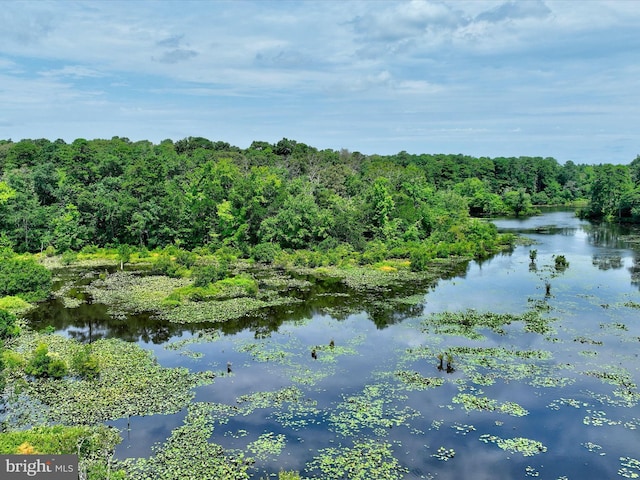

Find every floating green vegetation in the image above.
[270,399,322,431]
[574,336,603,345]
[452,393,528,416]
[5,334,214,425]
[583,409,622,427]
[547,397,588,410]
[86,272,190,315]
[582,442,605,454]
[164,330,222,351]
[451,423,476,435]
[329,383,420,437]
[247,432,287,462]
[123,402,251,480]
[623,301,640,309]
[394,370,445,390]
[432,446,456,461]
[619,457,640,479]
[306,439,408,480]
[238,341,293,364]
[479,434,547,456]
[420,309,555,339]
[163,295,301,324]
[237,386,304,411]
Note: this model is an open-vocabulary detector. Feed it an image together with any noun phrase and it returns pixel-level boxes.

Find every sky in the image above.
[1,0,639,164]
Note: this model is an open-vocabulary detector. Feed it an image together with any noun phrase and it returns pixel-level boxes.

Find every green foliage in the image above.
[117,244,132,269]
[0,424,121,456]
[0,257,52,301]
[61,249,77,265]
[25,343,68,379]
[409,247,431,272]
[193,258,229,287]
[0,309,20,339]
[126,403,250,480]
[151,255,184,278]
[175,249,197,268]
[71,345,100,379]
[251,242,281,263]
[554,255,569,270]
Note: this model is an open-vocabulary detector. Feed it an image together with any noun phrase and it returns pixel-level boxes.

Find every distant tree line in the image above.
[0,137,638,254]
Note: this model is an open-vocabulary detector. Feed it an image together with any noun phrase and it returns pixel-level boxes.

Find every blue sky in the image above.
[1,0,638,164]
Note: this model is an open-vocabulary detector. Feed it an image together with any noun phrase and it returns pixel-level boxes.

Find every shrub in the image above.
[0,309,19,339]
[25,343,68,379]
[410,247,431,272]
[151,255,183,278]
[80,244,99,254]
[554,255,569,271]
[193,260,229,287]
[251,243,281,263]
[0,257,52,301]
[44,245,57,257]
[71,345,100,379]
[175,249,197,268]
[61,250,78,265]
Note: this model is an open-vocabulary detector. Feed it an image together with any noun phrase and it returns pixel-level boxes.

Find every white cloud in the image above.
[0,1,639,162]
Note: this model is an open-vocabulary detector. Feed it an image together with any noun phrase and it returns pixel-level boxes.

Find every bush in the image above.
[0,309,19,339]
[410,247,431,272]
[175,249,197,268]
[554,255,569,270]
[251,243,281,263]
[0,257,52,301]
[80,244,99,254]
[25,343,68,379]
[71,345,100,379]
[61,250,77,265]
[193,260,230,287]
[44,245,57,257]
[151,255,183,277]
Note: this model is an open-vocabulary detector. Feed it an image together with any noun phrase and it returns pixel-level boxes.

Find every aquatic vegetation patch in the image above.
[86,272,190,314]
[479,434,547,456]
[582,442,605,454]
[619,457,640,478]
[163,295,302,324]
[247,432,287,461]
[431,446,456,461]
[270,399,322,430]
[329,383,420,437]
[583,410,622,427]
[451,423,476,435]
[6,335,215,425]
[237,386,304,411]
[123,402,251,480]
[306,439,408,480]
[394,370,445,390]
[452,393,528,416]
[164,330,222,351]
[421,309,555,339]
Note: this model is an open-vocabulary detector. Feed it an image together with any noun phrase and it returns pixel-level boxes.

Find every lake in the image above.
[26,209,640,479]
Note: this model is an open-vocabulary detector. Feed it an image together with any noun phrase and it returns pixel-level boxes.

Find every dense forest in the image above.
[1,137,640,479]
[1,136,638,257]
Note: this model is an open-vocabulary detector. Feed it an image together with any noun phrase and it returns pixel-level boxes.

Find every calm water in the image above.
[28,210,640,479]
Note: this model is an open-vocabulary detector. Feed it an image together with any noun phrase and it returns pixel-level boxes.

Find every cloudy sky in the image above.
[1,0,638,164]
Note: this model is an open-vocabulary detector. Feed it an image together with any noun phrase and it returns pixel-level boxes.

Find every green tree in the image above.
[52,203,86,252]
[0,257,52,301]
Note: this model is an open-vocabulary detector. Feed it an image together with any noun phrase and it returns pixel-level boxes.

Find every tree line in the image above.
[0,136,638,255]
